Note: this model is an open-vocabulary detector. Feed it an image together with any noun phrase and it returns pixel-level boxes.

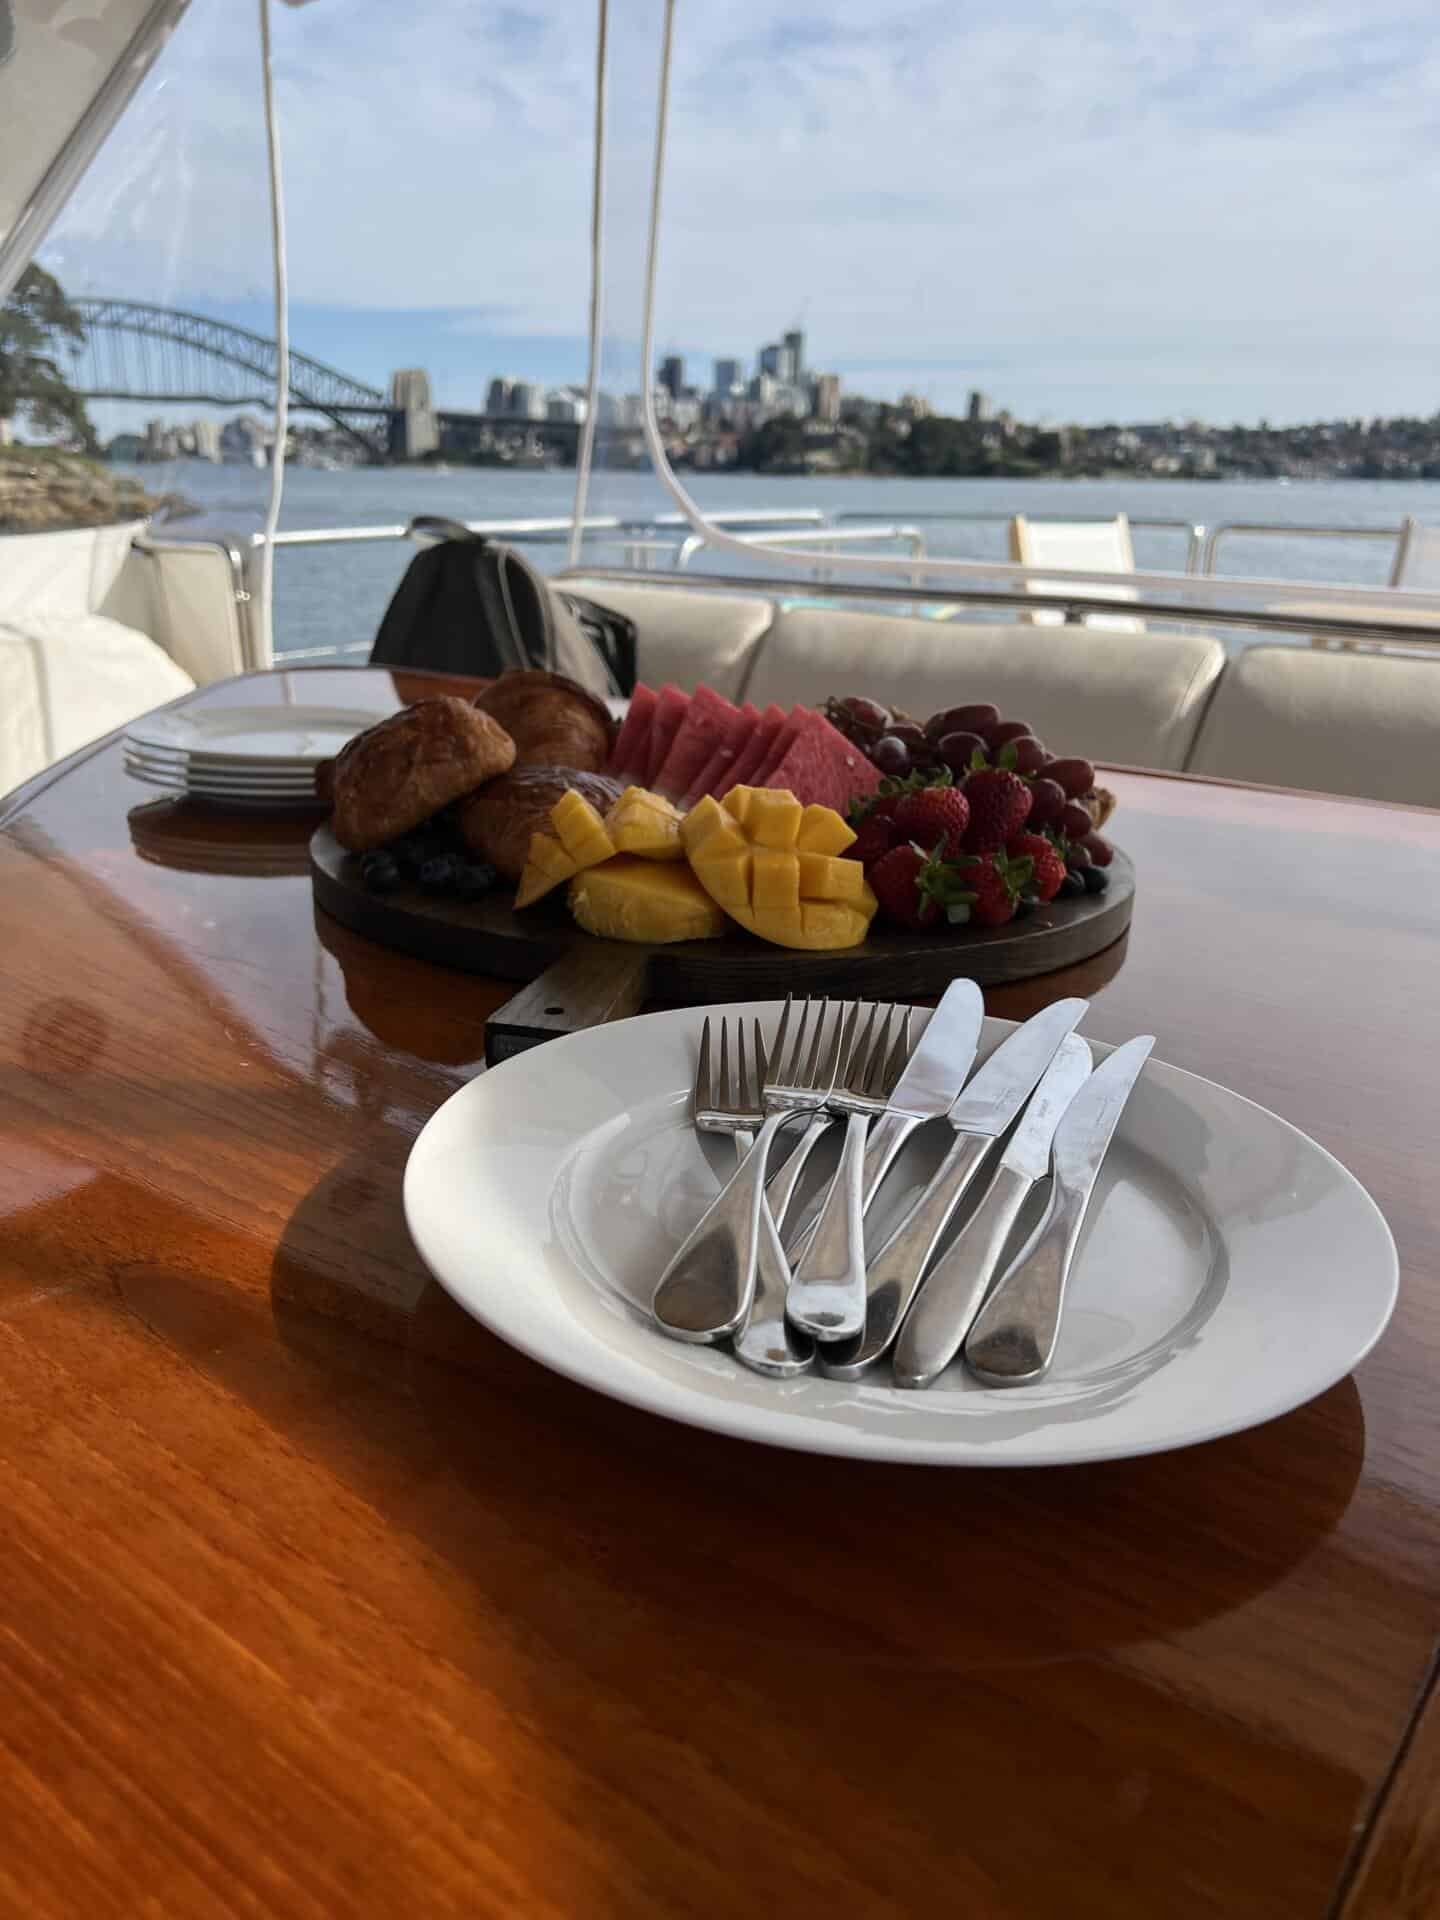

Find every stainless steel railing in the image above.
[837,510,1206,573]
[1200,521,1405,578]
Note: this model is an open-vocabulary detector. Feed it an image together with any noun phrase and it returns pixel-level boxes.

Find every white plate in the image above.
[122,763,322,808]
[404,1004,1398,1467]
[126,704,374,764]
[123,751,318,789]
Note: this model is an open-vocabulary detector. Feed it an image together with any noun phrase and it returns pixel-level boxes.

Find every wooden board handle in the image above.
[485,941,653,1066]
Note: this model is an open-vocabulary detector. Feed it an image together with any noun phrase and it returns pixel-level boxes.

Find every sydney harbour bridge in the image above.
[57,299,577,462]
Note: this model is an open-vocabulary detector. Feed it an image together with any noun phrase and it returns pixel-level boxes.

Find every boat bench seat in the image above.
[745,608,1226,772]
[562,576,775,703]
[1185,644,1440,807]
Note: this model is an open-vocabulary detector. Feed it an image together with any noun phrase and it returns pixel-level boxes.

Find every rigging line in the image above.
[257,0,288,669]
[568,0,609,568]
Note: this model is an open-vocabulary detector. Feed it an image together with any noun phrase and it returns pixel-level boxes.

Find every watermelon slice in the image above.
[748,705,808,792]
[764,709,884,815]
[607,682,658,779]
[644,684,690,789]
[713,703,787,800]
[684,701,757,807]
[653,684,741,802]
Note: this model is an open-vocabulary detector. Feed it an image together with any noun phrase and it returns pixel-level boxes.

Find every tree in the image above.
[0,266,94,448]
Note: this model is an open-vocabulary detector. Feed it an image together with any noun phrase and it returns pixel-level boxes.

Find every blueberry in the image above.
[1058,871,1087,900]
[419,855,459,896]
[392,835,432,876]
[1013,894,1037,920]
[1081,865,1109,895]
[454,861,496,902]
[359,851,401,895]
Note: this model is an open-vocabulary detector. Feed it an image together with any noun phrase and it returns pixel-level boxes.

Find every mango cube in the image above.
[551,790,617,868]
[568,858,727,945]
[605,786,685,861]
[514,831,579,909]
[682,788,877,951]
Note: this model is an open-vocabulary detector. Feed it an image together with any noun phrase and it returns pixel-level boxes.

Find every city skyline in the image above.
[49,3,1440,430]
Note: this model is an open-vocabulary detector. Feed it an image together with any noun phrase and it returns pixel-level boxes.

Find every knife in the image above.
[816,996,1089,1380]
[782,978,984,1260]
[891,1035,1093,1389]
[965,1034,1155,1386]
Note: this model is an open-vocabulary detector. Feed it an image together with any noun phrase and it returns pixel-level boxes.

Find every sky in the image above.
[39,0,1440,426]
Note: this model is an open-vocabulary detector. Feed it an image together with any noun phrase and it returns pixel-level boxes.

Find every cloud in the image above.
[41,0,1440,422]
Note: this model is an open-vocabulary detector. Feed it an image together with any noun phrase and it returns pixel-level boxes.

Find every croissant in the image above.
[458,764,623,881]
[473,670,614,773]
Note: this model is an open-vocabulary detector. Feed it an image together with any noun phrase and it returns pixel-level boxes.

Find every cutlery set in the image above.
[652,984,1154,1388]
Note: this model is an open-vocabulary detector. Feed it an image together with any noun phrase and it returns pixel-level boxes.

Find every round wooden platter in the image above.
[309,826,1134,1065]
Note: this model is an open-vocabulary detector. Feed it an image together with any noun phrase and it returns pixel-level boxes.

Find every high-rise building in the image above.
[659,355,685,398]
[508,382,546,420]
[190,418,222,462]
[758,342,783,379]
[486,376,514,415]
[811,372,841,424]
[784,329,805,383]
[712,357,742,395]
[967,389,993,424]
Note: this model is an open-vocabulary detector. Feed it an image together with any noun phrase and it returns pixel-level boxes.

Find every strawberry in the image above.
[868,844,944,931]
[850,767,950,824]
[962,767,1032,850]
[892,786,970,858]
[1006,831,1066,903]
[848,814,899,868]
[962,850,1034,928]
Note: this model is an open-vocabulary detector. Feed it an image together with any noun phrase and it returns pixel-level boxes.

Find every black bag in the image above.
[370,520,636,694]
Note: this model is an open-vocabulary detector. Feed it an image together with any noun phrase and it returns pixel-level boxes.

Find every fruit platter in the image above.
[308,670,1133,1062]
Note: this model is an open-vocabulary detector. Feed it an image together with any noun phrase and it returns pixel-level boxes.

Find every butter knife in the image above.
[965,1034,1155,1386]
[818,996,1089,1380]
[892,1035,1092,1389]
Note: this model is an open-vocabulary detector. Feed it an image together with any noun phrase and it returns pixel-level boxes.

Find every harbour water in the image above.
[118,463,1440,659]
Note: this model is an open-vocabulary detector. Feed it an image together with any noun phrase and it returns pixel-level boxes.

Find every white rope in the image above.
[257,0,288,668]
[568,0,609,568]
[635,2,1440,615]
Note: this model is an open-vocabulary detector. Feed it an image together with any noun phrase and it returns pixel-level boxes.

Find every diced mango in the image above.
[514,831,578,909]
[605,786,685,861]
[796,804,857,857]
[551,790,617,868]
[683,788,877,950]
[568,857,727,945]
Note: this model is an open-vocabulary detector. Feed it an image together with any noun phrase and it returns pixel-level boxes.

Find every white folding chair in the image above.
[1009,514,1144,632]
[1389,517,1440,592]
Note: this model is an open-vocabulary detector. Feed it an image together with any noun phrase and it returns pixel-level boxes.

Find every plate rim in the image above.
[404,1001,1399,1467]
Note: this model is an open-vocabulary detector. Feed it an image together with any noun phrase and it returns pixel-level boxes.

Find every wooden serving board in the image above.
[309,826,1134,1066]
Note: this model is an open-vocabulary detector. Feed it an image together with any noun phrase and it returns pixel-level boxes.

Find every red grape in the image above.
[1026,777,1066,827]
[1083,832,1114,867]
[937,730,986,775]
[1007,735,1049,776]
[1059,799,1094,839]
[1043,756,1096,798]
[841,696,890,732]
[872,735,912,776]
[925,702,1000,742]
[1065,841,1093,870]
[987,719,1035,749]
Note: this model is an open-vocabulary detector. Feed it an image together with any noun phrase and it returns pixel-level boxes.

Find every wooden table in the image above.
[1,667,1436,1920]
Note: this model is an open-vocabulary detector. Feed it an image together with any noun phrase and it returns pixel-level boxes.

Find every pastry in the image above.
[457,764,622,881]
[331,697,515,852]
[473,670,614,772]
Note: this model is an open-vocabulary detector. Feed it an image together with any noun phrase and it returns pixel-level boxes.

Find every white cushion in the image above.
[562,576,775,701]
[0,520,148,621]
[748,610,1226,770]
[0,613,194,796]
[1186,644,1440,807]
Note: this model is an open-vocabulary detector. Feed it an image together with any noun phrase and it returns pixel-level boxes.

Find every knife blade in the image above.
[816,996,1089,1379]
[892,1035,1092,1389]
[965,1034,1155,1386]
[782,978,983,1259]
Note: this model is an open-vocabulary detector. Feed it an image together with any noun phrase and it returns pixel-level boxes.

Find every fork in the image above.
[652,999,836,1346]
[785,1001,908,1341]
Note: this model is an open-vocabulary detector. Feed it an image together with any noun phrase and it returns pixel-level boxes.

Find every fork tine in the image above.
[753,1020,768,1090]
[795,997,825,1085]
[695,1016,713,1116]
[883,1006,913,1092]
[863,1004,898,1096]
[719,1017,732,1111]
[845,1001,881,1094]
[820,1001,856,1094]
[737,1019,753,1110]
[768,995,796,1090]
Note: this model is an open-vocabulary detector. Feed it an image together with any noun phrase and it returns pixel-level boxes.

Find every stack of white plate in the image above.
[124,704,379,808]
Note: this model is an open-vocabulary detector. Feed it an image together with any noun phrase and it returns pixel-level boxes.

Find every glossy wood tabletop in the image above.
[0,667,1437,1920]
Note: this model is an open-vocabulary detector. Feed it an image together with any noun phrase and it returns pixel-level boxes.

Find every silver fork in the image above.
[652,999,835,1345]
[783,1006,913,1262]
[763,998,841,1237]
[785,1002,909,1341]
[732,1020,816,1378]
